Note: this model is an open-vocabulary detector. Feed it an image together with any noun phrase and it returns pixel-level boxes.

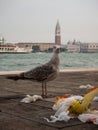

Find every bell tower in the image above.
[55,20,61,45]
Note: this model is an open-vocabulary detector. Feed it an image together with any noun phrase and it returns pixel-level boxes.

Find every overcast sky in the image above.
[0,0,98,44]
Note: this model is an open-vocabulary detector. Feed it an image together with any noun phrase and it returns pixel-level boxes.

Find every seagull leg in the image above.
[41,82,47,98]
[42,82,44,97]
[45,82,47,97]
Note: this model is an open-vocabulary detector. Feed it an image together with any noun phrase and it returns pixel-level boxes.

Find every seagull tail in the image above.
[7,72,25,81]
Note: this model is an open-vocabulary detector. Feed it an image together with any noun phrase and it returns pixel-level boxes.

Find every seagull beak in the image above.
[53,45,60,53]
[54,45,60,53]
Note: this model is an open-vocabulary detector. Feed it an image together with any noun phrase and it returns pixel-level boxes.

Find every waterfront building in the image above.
[87,43,98,53]
[67,40,98,53]
[0,37,5,45]
[66,40,80,53]
[55,20,61,45]
[80,43,88,53]
[17,42,55,52]
[79,43,98,53]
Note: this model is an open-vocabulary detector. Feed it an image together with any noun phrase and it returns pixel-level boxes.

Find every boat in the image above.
[0,45,32,54]
[0,37,32,54]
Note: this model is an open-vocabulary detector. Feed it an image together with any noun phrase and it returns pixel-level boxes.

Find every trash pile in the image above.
[44,87,98,125]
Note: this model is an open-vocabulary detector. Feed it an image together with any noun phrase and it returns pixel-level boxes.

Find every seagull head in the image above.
[53,45,60,54]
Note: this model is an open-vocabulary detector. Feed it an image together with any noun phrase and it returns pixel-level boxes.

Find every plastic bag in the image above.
[78,112,98,124]
[20,95,43,103]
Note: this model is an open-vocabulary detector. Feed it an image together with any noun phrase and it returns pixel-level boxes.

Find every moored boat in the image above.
[0,37,32,54]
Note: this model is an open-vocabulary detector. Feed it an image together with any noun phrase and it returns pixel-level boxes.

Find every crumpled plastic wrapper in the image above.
[44,95,83,123]
[78,112,98,125]
[79,84,94,89]
[20,95,43,103]
[93,96,98,102]
[44,111,71,123]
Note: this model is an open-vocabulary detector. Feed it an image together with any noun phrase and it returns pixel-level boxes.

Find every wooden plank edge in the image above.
[1,68,98,76]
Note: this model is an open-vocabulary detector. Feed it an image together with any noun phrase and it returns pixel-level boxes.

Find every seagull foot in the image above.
[41,94,48,98]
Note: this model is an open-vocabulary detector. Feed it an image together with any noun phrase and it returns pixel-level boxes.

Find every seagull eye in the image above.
[53,46,56,49]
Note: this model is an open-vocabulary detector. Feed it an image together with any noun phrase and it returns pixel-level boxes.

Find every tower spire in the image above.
[55,20,61,45]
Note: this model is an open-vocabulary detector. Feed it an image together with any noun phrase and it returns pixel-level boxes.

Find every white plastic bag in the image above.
[20,95,43,103]
[78,112,98,124]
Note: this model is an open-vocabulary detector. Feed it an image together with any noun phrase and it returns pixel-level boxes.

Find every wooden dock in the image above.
[0,69,98,130]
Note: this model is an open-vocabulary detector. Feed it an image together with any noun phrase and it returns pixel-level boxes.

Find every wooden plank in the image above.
[61,123,98,130]
[0,94,25,101]
[0,112,57,130]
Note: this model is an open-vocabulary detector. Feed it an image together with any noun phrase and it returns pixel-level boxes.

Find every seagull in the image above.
[7,46,60,97]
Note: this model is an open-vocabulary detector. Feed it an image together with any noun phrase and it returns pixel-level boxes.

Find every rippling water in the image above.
[0,52,98,71]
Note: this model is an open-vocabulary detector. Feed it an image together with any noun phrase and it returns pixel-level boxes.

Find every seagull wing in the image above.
[24,64,56,82]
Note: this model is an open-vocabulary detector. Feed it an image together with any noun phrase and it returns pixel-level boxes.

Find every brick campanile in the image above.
[55,20,61,45]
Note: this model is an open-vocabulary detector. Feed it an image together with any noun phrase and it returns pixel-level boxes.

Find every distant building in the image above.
[80,43,98,53]
[67,40,80,53]
[80,43,88,53]
[55,20,61,45]
[17,42,55,52]
[0,37,5,45]
[87,43,98,53]
[67,40,98,53]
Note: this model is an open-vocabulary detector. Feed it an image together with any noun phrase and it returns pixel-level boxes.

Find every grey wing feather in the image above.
[24,64,56,81]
